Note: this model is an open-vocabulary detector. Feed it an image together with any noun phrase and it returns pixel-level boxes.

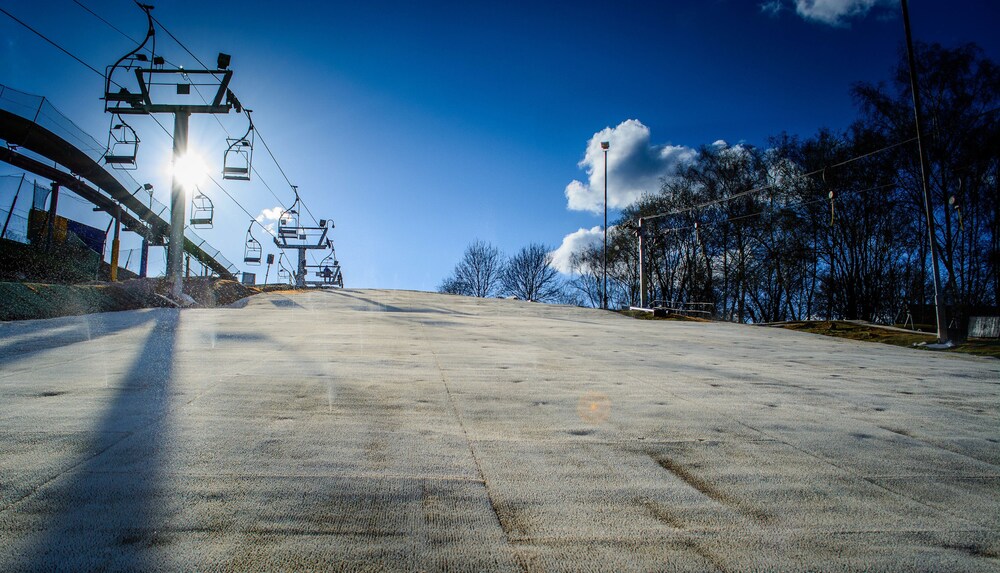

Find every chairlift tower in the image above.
[102,4,235,297]
[273,188,339,288]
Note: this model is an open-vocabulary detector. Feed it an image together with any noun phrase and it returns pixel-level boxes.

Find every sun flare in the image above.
[171,153,207,191]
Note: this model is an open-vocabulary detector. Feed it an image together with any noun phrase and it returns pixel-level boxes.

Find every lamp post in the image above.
[137,183,153,278]
[601,141,609,310]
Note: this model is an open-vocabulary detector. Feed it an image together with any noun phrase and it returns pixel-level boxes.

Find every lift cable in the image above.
[0,7,107,78]
[640,137,920,224]
[72,0,138,47]
[645,181,898,236]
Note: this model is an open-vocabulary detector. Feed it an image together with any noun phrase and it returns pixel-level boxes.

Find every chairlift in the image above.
[244,222,262,265]
[277,209,299,238]
[277,266,291,284]
[276,185,303,239]
[222,110,254,181]
[103,4,158,114]
[103,117,140,170]
[317,248,343,287]
[190,190,214,228]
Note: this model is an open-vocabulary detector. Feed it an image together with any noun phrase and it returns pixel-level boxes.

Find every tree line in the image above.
[439,240,564,302]
[443,43,999,325]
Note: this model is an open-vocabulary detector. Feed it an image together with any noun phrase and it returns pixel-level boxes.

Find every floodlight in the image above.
[601,141,609,150]
[217,53,231,70]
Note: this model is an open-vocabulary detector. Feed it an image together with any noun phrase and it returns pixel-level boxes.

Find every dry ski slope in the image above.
[0,288,998,572]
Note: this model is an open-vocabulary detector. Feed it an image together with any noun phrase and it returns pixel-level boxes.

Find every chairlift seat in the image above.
[244,230,262,266]
[223,166,251,181]
[190,192,214,229]
[223,133,253,181]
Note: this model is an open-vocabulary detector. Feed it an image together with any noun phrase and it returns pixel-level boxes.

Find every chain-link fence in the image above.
[0,175,29,243]
[1,84,240,277]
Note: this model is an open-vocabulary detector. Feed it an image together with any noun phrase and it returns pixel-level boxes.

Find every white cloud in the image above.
[549,226,605,275]
[564,119,696,213]
[256,206,284,223]
[760,1,784,17]
[255,206,285,235]
[792,0,893,26]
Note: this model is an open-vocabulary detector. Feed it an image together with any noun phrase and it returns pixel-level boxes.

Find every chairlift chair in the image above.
[222,138,253,180]
[244,223,262,265]
[104,118,139,170]
[277,209,299,238]
[222,111,254,181]
[103,4,157,114]
[277,266,291,284]
[190,191,214,229]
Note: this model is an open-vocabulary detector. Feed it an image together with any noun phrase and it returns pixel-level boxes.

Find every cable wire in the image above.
[0,7,106,78]
[640,136,918,222]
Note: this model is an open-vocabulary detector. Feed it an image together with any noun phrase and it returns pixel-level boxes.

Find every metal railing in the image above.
[648,300,715,318]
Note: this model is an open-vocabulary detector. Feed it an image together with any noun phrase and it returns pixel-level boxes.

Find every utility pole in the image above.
[638,217,647,308]
[901,0,949,344]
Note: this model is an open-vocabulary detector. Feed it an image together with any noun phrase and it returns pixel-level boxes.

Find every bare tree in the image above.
[438,276,468,295]
[438,240,504,297]
[566,248,603,308]
[501,243,563,302]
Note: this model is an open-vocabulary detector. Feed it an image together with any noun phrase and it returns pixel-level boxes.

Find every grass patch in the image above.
[777,321,1000,359]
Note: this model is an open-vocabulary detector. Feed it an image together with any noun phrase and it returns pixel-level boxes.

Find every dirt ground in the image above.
[775,320,1000,359]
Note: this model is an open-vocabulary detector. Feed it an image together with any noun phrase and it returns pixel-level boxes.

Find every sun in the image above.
[171,153,207,191]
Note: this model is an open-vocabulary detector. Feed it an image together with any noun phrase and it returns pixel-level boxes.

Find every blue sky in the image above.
[1,0,998,290]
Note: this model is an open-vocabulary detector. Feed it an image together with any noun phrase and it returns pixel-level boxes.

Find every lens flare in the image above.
[577,391,611,424]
